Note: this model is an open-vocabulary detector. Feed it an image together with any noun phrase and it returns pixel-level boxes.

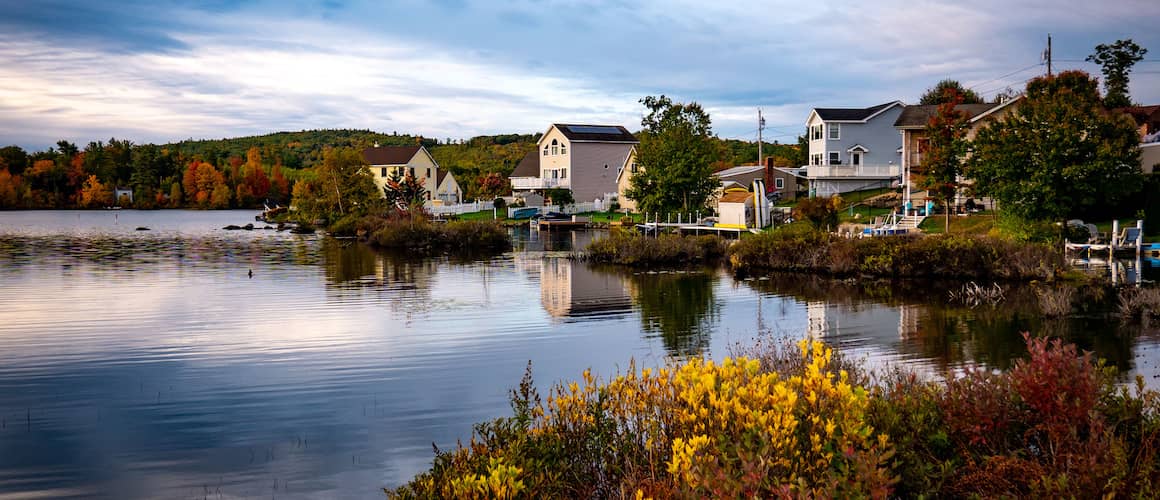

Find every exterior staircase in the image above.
[895,215,925,231]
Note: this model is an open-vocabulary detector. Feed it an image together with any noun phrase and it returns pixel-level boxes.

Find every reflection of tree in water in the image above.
[742,273,1140,377]
[627,271,718,356]
[320,240,438,316]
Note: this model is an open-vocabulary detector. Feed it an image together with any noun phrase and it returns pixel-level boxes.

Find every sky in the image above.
[1,0,1159,151]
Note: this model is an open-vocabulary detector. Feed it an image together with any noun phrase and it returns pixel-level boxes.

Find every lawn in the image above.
[918,212,998,235]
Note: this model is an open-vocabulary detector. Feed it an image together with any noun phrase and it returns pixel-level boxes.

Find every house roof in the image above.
[363,145,423,165]
[551,124,638,143]
[893,103,999,128]
[893,97,1024,129]
[714,165,764,179]
[512,151,540,177]
[1117,105,1160,133]
[436,170,449,186]
[719,191,754,204]
[814,101,903,122]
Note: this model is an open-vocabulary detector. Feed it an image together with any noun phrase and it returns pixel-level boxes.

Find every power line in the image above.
[968,63,1044,90]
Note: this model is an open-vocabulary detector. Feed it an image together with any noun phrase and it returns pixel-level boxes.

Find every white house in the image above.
[804,101,905,197]
[511,124,638,203]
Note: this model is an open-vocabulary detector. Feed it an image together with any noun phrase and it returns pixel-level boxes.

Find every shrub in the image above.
[362,214,511,254]
[389,341,895,498]
[729,228,1065,281]
[584,230,728,267]
[794,195,842,231]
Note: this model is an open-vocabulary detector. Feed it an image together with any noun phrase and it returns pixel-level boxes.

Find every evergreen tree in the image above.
[1086,39,1148,108]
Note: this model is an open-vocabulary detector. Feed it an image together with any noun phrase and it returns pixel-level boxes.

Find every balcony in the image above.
[511,177,568,190]
[805,164,900,179]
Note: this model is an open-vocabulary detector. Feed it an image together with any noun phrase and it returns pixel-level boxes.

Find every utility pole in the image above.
[1044,34,1053,76]
[757,108,765,166]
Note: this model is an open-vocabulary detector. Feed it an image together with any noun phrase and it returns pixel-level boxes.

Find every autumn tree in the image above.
[238,146,271,207]
[916,88,971,232]
[794,195,843,231]
[169,181,183,207]
[626,95,721,214]
[382,169,428,211]
[1086,39,1148,108]
[291,147,382,223]
[966,71,1142,233]
[269,162,290,204]
[919,79,984,105]
[0,168,24,208]
[79,175,113,208]
[476,172,506,200]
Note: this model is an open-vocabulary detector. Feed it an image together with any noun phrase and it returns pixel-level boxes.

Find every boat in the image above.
[510,207,540,220]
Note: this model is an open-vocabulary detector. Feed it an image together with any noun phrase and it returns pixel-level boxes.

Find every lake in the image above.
[1,210,1157,499]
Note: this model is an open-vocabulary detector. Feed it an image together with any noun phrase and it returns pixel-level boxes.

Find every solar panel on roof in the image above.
[566,125,623,134]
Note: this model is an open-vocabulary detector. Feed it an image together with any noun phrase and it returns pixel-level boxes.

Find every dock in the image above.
[537,220,589,230]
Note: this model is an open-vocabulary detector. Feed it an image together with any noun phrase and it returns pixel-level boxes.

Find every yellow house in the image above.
[363,145,446,202]
[614,146,638,211]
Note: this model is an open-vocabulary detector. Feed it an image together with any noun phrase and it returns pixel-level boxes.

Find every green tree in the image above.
[382,169,428,211]
[291,147,382,222]
[965,71,1142,234]
[1086,39,1148,108]
[625,95,721,215]
[793,195,842,231]
[916,88,971,233]
[545,187,574,212]
[919,79,984,105]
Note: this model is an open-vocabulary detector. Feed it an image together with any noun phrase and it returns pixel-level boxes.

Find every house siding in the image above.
[368,147,441,201]
[539,127,571,187]
[570,142,633,202]
[809,105,904,167]
[616,148,637,211]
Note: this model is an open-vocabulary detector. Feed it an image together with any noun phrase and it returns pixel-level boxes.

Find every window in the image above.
[543,146,548,156]
[811,153,822,165]
[426,168,431,178]
[775,178,785,189]
[409,167,415,177]
[828,152,840,165]
[551,138,558,155]
[630,163,638,173]
[561,144,566,155]
[810,124,824,141]
[828,123,840,140]
[551,169,558,179]
[560,169,567,179]
[852,152,862,166]
[381,167,387,177]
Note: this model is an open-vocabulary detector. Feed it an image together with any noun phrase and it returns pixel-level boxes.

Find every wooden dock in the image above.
[537,220,589,230]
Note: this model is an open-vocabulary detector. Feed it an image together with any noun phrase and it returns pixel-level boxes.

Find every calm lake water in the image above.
[1,210,1158,499]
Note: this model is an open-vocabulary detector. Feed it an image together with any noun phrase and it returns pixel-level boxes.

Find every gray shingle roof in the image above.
[893,103,1007,128]
[814,101,900,122]
[511,151,540,177]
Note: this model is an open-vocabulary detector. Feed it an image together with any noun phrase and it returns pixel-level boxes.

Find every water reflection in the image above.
[625,270,719,355]
[744,274,1144,376]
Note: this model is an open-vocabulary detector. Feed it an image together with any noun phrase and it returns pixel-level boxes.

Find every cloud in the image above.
[0,0,1158,149]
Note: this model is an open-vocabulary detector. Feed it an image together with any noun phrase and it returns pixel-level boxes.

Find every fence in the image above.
[426,201,484,216]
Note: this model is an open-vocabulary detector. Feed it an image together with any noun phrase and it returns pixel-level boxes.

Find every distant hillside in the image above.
[164,129,433,170]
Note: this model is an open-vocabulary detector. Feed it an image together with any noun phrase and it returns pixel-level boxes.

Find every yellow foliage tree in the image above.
[79,174,112,208]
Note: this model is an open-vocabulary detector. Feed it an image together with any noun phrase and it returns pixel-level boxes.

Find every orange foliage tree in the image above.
[0,168,23,208]
[79,175,113,208]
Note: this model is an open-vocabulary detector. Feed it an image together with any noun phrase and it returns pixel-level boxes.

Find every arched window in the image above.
[551,138,559,155]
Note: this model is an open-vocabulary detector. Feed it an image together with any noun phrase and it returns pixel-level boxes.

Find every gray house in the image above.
[804,101,905,197]
[510,124,638,203]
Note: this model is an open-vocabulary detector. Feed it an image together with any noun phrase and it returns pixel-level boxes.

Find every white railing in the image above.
[510,177,568,190]
[426,201,484,216]
[507,200,618,218]
[806,164,900,178]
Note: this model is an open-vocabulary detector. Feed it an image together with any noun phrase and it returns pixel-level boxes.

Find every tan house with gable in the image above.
[363,145,458,203]
[893,96,1023,211]
[511,124,638,203]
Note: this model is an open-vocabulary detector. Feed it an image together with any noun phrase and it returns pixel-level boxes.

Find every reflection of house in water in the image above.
[805,300,910,343]
[539,259,632,319]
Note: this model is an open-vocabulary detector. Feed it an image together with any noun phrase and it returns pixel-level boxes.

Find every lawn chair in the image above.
[1084,223,1102,244]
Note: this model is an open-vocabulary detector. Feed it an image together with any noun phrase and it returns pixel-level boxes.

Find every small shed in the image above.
[717,190,754,229]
